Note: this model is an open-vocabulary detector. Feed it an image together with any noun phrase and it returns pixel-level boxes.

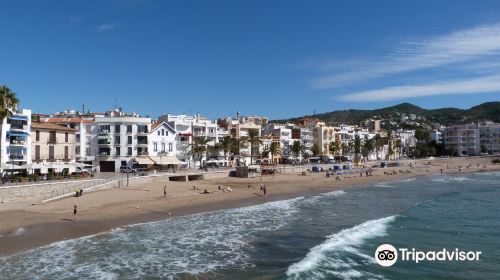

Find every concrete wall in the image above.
[0,178,106,203]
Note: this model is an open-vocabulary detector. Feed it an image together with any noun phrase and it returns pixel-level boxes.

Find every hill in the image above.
[272,102,500,127]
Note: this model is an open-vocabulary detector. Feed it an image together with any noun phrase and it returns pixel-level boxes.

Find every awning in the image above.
[135,157,155,165]
[8,115,28,121]
[150,156,182,165]
[7,131,30,137]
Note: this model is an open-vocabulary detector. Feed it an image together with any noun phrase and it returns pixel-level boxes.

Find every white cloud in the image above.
[96,23,118,32]
[340,75,500,102]
[312,23,500,89]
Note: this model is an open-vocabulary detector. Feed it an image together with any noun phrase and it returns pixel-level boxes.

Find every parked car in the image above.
[120,166,137,173]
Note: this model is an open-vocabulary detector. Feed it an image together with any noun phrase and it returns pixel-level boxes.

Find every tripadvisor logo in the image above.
[375,244,481,267]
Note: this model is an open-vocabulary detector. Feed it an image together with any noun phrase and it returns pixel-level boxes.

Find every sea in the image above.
[0,171,499,280]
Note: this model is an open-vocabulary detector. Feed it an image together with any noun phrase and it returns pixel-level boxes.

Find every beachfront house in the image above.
[148,121,182,169]
[157,114,218,167]
[31,121,77,174]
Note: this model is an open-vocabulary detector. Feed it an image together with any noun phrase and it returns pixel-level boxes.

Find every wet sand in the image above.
[0,157,498,257]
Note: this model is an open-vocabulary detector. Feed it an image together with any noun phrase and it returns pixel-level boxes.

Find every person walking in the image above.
[164,185,167,199]
[73,205,78,222]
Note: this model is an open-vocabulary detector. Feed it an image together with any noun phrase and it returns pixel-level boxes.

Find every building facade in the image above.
[94,110,151,172]
[0,109,32,174]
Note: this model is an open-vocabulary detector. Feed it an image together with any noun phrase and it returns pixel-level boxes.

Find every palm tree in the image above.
[218,136,232,160]
[240,129,263,165]
[394,138,402,159]
[268,141,281,164]
[328,140,341,156]
[0,86,19,170]
[291,140,305,159]
[353,135,362,163]
[374,134,384,160]
[361,138,375,162]
[311,143,320,156]
[191,136,209,168]
[385,129,394,160]
[341,142,350,157]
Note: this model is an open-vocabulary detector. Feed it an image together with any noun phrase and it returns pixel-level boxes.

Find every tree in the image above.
[268,141,281,163]
[361,138,375,161]
[311,143,320,156]
[0,86,19,170]
[328,140,341,156]
[240,129,263,165]
[207,143,221,159]
[353,135,361,163]
[218,136,233,160]
[385,129,394,160]
[191,136,209,168]
[415,127,430,142]
[374,134,384,160]
[341,142,350,157]
[291,140,305,159]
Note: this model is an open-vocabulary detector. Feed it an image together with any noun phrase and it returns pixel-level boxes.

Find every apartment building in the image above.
[148,122,182,167]
[42,117,97,167]
[359,118,381,132]
[31,121,76,173]
[0,109,32,174]
[94,110,151,172]
[444,123,480,156]
[478,122,500,155]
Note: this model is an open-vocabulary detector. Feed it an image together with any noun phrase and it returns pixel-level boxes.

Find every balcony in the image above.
[10,124,28,131]
[47,138,57,144]
[9,139,27,145]
[98,140,111,146]
[9,154,26,160]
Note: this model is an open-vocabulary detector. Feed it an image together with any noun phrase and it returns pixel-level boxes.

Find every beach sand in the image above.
[0,157,498,257]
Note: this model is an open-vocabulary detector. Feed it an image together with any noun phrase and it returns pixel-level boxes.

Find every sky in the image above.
[1,0,500,119]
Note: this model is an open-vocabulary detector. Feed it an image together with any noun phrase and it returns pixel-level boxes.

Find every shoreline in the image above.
[1,158,499,258]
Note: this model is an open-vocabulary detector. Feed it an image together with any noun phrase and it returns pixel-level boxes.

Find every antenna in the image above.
[82,102,86,115]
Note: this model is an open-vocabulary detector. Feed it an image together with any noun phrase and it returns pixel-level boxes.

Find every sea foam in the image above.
[286,216,396,280]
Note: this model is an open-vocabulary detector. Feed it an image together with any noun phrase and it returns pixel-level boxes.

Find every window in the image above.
[49,131,57,143]
[115,136,121,145]
[36,131,40,141]
[158,130,160,136]
[127,136,132,145]
[168,143,173,152]
[161,143,166,152]
[153,142,158,152]
[65,132,68,142]
[49,146,55,160]
[76,146,80,155]
[161,129,164,136]
[116,147,121,156]
[127,125,132,133]
[86,125,91,133]
[166,130,168,136]
[115,125,121,133]
[85,147,90,156]
[99,125,110,133]
[64,146,69,160]
[35,145,40,161]
[127,147,132,156]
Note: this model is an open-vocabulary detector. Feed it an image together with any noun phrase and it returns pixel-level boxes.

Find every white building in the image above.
[1,109,32,174]
[157,114,218,167]
[148,122,182,167]
[94,110,151,172]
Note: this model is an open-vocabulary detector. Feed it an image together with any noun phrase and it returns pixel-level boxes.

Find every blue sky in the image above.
[1,0,500,119]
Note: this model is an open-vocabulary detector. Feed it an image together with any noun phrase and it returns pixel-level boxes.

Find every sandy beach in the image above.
[0,157,498,257]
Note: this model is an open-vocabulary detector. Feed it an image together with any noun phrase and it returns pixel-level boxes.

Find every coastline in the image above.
[0,158,499,258]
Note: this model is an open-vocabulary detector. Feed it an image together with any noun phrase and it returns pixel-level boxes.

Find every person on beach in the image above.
[260,184,263,194]
[164,185,167,198]
[263,185,267,198]
[73,205,77,222]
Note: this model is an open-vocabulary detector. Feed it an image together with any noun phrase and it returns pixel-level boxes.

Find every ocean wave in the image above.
[375,182,397,188]
[0,197,306,279]
[286,216,396,280]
